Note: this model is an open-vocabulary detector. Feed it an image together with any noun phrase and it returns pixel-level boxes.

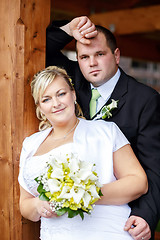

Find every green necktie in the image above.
[90,89,101,118]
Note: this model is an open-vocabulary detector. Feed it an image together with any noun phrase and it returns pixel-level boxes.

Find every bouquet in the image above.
[35,152,103,220]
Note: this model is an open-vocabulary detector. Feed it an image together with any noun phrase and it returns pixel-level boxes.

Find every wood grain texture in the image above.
[0,0,50,239]
[90,5,160,35]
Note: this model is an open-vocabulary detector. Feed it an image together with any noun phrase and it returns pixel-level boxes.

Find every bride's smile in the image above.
[39,75,76,127]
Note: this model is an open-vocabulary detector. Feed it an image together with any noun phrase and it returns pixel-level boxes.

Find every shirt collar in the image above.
[91,68,120,101]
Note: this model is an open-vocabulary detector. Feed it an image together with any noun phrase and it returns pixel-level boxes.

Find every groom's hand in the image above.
[61,16,97,44]
[124,215,151,240]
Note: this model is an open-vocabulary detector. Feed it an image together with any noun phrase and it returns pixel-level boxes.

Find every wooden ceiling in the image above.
[50,0,160,62]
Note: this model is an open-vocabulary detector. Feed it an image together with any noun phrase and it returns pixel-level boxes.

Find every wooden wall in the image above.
[0,0,50,239]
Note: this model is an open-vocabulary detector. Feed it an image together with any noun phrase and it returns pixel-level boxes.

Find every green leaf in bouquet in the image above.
[67,208,86,220]
[39,192,49,201]
[99,189,103,197]
[78,210,84,220]
[54,206,86,220]
[34,177,39,183]
[56,208,68,216]
[67,208,79,219]
[37,183,46,194]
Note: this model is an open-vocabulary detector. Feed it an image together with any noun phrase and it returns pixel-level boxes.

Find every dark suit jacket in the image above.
[46,22,160,238]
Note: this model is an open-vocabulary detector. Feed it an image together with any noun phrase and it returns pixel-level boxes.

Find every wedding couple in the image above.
[18,16,160,240]
[19,65,147,240]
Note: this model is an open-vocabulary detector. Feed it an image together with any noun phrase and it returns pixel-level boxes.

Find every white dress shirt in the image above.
[91,68,120,113]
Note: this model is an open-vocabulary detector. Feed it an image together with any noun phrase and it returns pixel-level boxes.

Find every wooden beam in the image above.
[51,0,90,17]
[51,0,141,18]
[51,0,159,19]
[89,5,160,35]
[0,0,50,239]
[117,35,160,62]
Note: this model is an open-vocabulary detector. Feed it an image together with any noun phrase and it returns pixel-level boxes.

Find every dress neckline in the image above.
[32,142,75,158]
[32,119,82,158]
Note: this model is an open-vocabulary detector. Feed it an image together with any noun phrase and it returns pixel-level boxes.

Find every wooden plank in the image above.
[51,0,159,18]
[16,1,51,239]
[0,0,17,238]
[0,0,50,239]
[12,16,25,240]
[90,5,160,35]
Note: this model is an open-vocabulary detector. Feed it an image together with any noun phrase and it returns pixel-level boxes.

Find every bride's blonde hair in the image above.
[31,66,83,131]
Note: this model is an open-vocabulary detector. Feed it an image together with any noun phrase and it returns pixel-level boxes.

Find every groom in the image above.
[46,16,160,239]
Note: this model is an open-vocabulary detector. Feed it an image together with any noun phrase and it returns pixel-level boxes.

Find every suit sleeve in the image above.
[129,93,160,234]
[46,21,76,79]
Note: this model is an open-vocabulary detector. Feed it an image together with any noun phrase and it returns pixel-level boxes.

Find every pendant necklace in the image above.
[51,119,79,141]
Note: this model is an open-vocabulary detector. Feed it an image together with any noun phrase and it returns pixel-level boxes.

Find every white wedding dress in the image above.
[19,119,133,240]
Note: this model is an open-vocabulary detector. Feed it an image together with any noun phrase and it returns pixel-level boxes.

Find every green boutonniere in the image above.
[94,99,119,120]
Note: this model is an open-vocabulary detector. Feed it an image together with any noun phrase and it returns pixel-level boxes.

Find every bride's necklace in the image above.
[51,119,79,141]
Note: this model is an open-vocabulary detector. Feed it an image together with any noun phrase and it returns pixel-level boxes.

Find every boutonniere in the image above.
[93,99,119,120]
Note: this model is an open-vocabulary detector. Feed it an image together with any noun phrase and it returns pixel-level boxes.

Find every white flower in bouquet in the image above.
[35,152,103,219]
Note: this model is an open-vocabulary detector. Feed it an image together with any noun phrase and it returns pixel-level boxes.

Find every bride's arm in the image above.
[97,144,148,205]
[19,186,57,222]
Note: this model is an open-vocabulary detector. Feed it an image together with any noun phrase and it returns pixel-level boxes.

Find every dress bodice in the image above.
[23,143,76,196]
[19,119,132,240]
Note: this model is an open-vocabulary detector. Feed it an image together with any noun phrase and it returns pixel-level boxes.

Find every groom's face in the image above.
[76,32,120,87]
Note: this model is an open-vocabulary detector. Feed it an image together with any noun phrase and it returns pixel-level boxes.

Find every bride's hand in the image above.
[36,198,58,218]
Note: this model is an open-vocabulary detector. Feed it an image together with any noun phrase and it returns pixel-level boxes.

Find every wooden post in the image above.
[0,0,50,239]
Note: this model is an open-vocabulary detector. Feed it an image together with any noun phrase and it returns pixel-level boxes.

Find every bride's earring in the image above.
[75,100,77,105]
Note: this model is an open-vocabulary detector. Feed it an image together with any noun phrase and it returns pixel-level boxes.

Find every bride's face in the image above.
[39,76,76,126]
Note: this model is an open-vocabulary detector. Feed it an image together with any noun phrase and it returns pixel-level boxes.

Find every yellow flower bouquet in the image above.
[35,152,103,220]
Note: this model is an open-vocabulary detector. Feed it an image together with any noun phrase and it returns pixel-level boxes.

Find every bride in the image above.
[18,66,148,240]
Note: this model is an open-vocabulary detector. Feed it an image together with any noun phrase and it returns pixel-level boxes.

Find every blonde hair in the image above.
[31,66,83,131]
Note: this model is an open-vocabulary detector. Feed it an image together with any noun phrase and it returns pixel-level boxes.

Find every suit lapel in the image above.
[93,68,128,120]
